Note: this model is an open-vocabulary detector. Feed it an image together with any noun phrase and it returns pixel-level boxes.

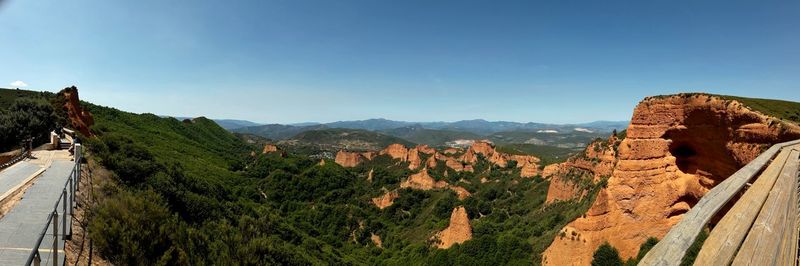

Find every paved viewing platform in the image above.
[0,149,76,265]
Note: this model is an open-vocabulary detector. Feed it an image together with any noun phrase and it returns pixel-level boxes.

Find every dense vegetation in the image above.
[590,237,658,266]
[83,102,604,265]
[719,95,800,123]
[487,130,607,149]
[0,88,61,151]
[380,126,482,146]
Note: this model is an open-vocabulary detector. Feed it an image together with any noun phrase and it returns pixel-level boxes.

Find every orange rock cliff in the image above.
[543,94,800,265]
[58,86,94,136]
[433,206,473,249]
[545,134,619,203]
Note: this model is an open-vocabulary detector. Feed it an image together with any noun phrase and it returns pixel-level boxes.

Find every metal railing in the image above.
[24,144,82,266]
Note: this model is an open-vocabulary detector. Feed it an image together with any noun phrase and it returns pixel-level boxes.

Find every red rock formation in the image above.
[372,190,400,209]
[541,164,562,178]
[400,169,448,190]
[398,169,472,199]
[433,206,473,249]
[449,186,472,200]
[262,144,279,154]
[445,157,464,172]
[371,233,383,248]
[361,151,377,160]
[545,136,619,203]
[443,148,460,154]
[511,154,541,177]
[58,86,94,136]
[416,144,436,155]
[407,148,422,170]
[543,94,800,265]
[380,143,409,161]
[335,150,365,167]
[425,155,438,168]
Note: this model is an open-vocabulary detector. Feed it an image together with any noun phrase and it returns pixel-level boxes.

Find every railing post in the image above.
[75,144,81,191]
[62,189,68,240]
[52,211,58,266]
[33,252,40,266]
[68,176,73,238]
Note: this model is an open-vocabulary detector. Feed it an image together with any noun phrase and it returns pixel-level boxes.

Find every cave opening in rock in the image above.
[662,109,742,188]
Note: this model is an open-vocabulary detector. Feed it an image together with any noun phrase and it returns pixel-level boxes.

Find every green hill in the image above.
[381,126,482,146]
[281,128,416,153]
[718,95,800,124]
[0,88,55,109]
[487,130,606,149]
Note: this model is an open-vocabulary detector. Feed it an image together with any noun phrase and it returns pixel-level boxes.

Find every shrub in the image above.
[592,242,623,266]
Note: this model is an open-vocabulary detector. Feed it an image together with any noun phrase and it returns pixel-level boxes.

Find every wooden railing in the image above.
[639,139,800,266]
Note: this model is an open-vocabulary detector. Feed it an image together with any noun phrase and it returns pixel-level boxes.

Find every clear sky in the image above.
[1,0,798,124]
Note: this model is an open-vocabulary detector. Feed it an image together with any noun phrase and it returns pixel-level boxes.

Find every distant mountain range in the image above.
[224,118,628,152]
[226,118,628,135]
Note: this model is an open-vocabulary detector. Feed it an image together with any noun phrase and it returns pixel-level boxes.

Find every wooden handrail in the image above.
[639,139,800,266]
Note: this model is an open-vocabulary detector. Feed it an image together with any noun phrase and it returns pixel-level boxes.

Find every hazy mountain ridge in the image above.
[230,118,628,139]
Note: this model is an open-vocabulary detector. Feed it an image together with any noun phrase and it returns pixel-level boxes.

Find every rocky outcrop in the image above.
[361,151,377,160]
[541,164,562,178]
[372,190,399,209]
[407,148,422,170]
[433,206,473,249]
[543,94,800,265]
[400,169,448,190]
[425,155,438,168]
[262,144,279,154]
[511,154,542,177]
[545,135,619,203]
[58,86,94,136]
[371,233,383,248]
[445,157,465,172]
[449,186,472,200]
[399,169,473,199]
[380,143,409,161]
[416,144,436,155]
[335,150,364,167]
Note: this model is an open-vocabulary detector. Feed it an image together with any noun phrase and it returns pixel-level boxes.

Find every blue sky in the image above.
[1,0,798,124]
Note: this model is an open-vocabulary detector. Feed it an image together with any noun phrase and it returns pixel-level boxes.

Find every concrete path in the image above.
[0,162,43,199]
[0,159,74,265]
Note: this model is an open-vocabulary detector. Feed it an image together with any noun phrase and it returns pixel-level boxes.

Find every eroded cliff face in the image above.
[433,206,473,249]
[262,144,279,154]
[543,94,800,265]
[335,150,364,167]
[371,190,399,209]
[58,86,94,136]
[545,135,619,203]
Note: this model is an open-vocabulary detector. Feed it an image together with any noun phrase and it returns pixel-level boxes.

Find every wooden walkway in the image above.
[640,139,800,266]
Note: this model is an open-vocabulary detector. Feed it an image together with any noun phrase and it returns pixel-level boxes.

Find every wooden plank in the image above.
[783,150,799,266]
[694,146,797,265]
[731,149,798,265]
[640,139,800,266]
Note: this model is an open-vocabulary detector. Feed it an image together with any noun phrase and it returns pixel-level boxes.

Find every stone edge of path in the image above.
[0,163,49,209]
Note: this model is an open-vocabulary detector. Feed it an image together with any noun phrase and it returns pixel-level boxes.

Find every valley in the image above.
[3,87,798,265]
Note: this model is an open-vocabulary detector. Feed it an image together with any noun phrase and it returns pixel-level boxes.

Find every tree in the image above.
[0,97,57,150]
[592,242,623,266]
